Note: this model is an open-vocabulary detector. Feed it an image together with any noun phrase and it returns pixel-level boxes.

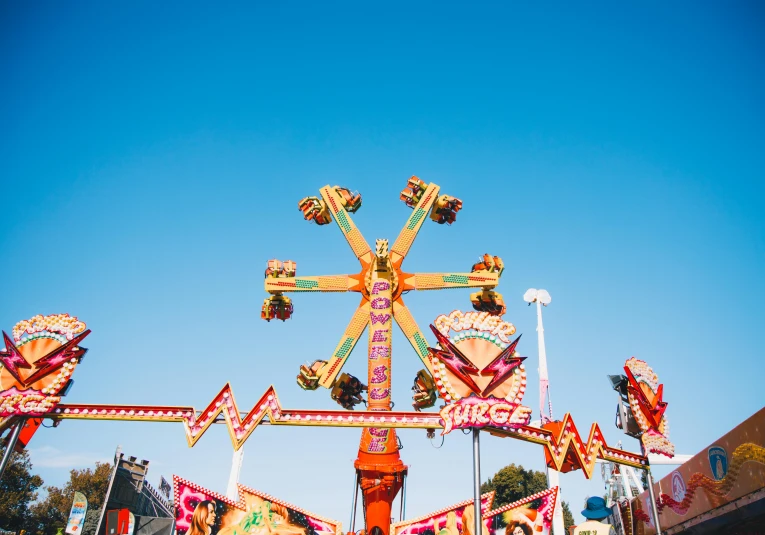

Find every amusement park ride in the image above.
[0,177,679,535]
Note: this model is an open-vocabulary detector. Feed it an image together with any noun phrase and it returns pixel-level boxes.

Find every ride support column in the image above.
[355,243,406,535]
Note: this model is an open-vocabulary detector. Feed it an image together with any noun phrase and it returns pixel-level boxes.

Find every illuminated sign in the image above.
[434,310,517,344]
[624,357,674,457]
[0,387,61,417]
[439,395,531,435]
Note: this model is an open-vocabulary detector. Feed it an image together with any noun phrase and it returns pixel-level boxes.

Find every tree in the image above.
[481,464,574,534]
[0,447,44,532]
[32,462,112,535]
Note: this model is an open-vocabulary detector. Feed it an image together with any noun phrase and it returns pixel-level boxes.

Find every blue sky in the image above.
[2,0,764,527]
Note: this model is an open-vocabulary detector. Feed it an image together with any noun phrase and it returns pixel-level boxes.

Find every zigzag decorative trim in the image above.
[53,384,443,450]
[489,413,648,477]
[656,443,765,515]
[51,386,649,470]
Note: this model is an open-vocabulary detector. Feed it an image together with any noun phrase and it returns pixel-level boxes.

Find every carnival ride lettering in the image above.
[370,388,391,400]
[370,312,391,325]
[370,365,388,384]
[368,427,389,452]
[372,328,389,342]
[434,310,516,344]
[369,346,390,359]
[439,397,531,435]
[368,278,393,410]
[371,297,391,309]
[371,281,390,293]
[0,392,60,417]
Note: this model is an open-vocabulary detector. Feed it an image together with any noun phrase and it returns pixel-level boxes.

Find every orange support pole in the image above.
[355,249,407,535]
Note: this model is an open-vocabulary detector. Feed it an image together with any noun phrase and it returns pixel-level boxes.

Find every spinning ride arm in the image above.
[264,274,359,293]
[390,181,441,266]
[318,303,371,389]
[400,271,500,291]
[392,300,434,373]
[319,185,374,264]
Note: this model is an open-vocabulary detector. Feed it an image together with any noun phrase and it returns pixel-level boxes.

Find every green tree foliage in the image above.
[481,463,574,534]
[0,447,44,532]
[32,462,112,535]
[560,502,574,532]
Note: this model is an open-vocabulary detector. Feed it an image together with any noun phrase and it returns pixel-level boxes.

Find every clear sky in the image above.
[2,0,764,528]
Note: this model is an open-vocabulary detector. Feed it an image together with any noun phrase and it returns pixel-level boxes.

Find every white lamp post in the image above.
[523,288,565,535]
[226,448,244,500]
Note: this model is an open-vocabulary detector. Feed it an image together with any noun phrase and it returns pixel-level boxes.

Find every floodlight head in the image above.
[523,288,538,303]
[537,289,552,305]
[608,374,629,399]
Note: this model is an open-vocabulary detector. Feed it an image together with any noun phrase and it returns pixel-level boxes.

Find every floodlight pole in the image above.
[641,443,663,535]
[525,289,565,535]
[226,447,244,500]
[350,470,360,533]
[472,429,482,535]
[0,418,23,479]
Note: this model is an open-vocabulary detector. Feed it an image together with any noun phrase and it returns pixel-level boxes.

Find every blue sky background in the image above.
[2,0,764,527]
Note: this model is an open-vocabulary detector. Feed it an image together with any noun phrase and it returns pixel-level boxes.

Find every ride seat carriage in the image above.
[471,254,503,275]
[430,195,463,224]
[470,290,506,316]
[399,176,427,208]
[298,196,332,225]
[260,296,293,321]
[335,187,362,213]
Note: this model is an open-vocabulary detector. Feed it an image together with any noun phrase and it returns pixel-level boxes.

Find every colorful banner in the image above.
[630,407,765,534]
[391,492,495,535]
[174,476,341,535]
[391,488,558,535]
[65,491,88,535]
[483,487,558,535]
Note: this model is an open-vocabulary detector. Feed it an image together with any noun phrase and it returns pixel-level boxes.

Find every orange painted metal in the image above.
[355,261,407,535]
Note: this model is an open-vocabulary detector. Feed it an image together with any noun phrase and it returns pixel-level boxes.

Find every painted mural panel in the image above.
[630,407,765,534]
[391,487,558,535]
[174,476,341,535]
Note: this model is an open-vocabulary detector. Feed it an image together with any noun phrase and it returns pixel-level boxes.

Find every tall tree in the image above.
[0,447,44,532]
[481,463,574,534]
[32,462,112,535]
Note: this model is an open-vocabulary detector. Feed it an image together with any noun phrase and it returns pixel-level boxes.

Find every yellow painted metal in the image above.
[390,183,440,265]
[265,275,355,294]
[367,265,393,411]
[406,271,500,291]
[391,300,433,373]
[318,303,371,388]
[319,185,373,263]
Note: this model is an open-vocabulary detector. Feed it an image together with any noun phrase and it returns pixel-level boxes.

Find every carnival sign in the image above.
[0,314,89,428]
[65,491,88,535]
[173,475,342,535]
[0,387,61,417]
[440,395,531,435]
[624,357,674,457]
[428,310,532,434]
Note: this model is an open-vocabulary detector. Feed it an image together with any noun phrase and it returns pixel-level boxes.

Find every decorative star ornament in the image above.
[480,334,524,397]
[0,331,31,384]
[428,324,481,395]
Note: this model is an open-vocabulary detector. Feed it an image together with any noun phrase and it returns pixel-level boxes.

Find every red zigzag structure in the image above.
[53,386,649,470]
